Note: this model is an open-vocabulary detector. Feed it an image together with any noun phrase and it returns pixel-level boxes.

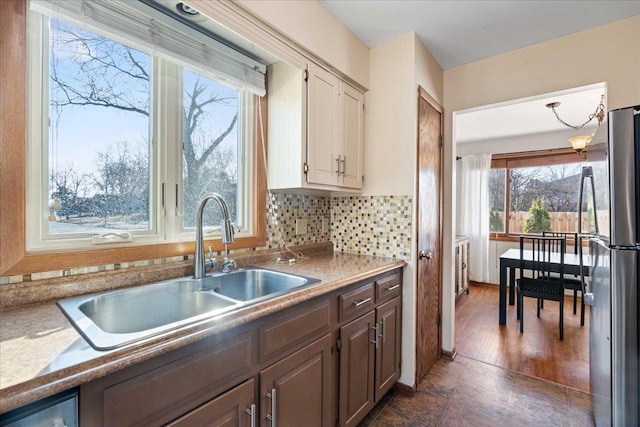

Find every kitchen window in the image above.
[26,0,266,251]
[489,146,606,240]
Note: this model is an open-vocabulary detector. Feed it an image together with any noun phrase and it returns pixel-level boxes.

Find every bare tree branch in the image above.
[194,113,237,171]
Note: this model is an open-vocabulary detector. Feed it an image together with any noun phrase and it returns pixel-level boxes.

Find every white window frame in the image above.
[26,10,256,251]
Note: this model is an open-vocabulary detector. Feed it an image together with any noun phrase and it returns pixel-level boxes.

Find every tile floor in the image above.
[359,355,595,426]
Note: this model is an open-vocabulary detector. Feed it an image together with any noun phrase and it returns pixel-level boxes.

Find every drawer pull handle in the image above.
[246,403,256,427]
[266,388,276,426]
[371,323,379,349]
[385,284,400,291]
[353,297,372,307]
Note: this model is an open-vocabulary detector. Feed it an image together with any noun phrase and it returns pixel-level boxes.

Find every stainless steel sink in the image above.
[58,267,320,350]
[58,279,239,350]
[201,268,321,302]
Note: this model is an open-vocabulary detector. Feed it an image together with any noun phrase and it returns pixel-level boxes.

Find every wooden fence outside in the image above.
[506,211,608,234]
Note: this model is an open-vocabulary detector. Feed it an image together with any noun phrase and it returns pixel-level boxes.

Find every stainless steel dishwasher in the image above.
[0,389,77,427]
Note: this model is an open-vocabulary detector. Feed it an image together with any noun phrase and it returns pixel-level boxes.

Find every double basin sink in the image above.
[58,268,321,350]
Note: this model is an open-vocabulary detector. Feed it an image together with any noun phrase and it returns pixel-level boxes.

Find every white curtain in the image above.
[457,154,492,283]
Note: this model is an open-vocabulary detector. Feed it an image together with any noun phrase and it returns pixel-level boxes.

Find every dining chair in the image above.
[542,231,585,325]
[517,235,566,340]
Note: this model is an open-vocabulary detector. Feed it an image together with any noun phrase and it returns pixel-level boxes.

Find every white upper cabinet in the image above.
[307,64,341,187]
[339,82,364,189]
[267,61,364,193]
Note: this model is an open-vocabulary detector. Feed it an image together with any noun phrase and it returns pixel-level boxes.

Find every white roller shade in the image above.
[30,0,267,96]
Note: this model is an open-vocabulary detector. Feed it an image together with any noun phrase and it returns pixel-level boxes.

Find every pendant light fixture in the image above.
[546,94,606,155]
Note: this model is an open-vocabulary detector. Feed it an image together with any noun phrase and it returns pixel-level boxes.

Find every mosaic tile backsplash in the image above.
[331,195,412,260]
[266,192,331,248]
[0,193,411,285]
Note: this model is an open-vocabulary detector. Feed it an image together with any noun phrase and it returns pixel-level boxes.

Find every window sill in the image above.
[489,234,521,243]
[489,234,587,246]
[4,235,267,276]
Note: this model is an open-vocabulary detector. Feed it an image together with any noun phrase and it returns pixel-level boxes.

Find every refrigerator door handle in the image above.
[589,173,599,235]
[579,241,594,306]
[578,166,595,306]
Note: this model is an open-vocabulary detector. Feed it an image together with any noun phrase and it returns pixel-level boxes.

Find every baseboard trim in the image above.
[470,281,497,287]
[394,381,416,395]
[442,347,457,361]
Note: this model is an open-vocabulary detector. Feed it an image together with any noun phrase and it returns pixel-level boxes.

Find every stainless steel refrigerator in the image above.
[579,105,639,426]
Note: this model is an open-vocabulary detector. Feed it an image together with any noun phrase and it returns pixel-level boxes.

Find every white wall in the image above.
[364,33,416,197]
[414,33,444,105]
[237,0,370,88]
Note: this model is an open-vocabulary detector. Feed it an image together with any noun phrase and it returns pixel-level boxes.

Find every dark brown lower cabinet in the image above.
[339,297,401,427]
[259,334,333,427]
[166,378,255,427]
[339,311,376,427]
[375,297,401,400]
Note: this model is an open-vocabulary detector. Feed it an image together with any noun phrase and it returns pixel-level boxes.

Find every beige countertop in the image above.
[0,251,404,413]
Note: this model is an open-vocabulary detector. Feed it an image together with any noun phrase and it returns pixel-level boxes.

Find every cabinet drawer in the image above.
[102,332,253,427]
[166,378,255,427]
[339,282,374,321]
[260,300,331,362]
[375,273,401,303]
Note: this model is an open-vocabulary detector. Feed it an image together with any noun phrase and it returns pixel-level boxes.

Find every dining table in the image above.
[498,248,591,325]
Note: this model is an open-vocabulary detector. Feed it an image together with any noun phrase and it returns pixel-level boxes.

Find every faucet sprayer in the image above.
[193,193,235,279]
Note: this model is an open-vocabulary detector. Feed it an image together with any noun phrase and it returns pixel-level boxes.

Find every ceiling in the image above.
[319,0,640,70]
[455,85,606,144]
[318,1,632,145]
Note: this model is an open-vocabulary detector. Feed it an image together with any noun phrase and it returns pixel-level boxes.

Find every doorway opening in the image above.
[452,82,607,391]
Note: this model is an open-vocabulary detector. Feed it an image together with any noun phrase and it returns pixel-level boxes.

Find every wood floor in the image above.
[455,283,590,393]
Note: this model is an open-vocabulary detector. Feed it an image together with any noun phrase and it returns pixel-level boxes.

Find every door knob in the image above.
[419,250,433,260]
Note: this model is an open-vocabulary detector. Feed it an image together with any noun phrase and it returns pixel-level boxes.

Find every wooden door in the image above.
[166,379,255,427]
[416,86,443,382]
[260,334,332,427]
[375,297,400,401]
[307,63,340,186]
[339,311,375,427]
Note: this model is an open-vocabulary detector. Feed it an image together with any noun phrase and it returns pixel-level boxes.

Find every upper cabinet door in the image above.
[307,63,340,186]
[267,60,365,193]
[340,83,364,189]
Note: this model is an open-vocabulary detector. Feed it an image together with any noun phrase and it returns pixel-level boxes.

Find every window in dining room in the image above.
[489,146,606,239]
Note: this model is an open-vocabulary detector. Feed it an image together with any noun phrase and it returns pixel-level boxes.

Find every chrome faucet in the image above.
[193,193,235,279]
